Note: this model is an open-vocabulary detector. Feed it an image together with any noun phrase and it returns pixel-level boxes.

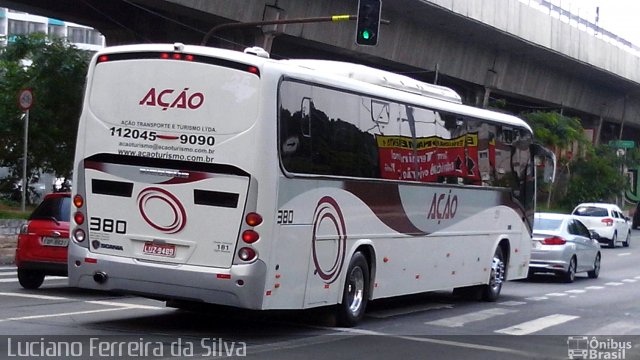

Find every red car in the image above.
[15,192,70,289]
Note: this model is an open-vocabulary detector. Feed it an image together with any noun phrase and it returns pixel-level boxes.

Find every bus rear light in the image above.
[73,229,86,242]
[185,54,194,61]
[216,274,231,280]
[172,53,182,60]
[74,212,85,225]
[245,212,263,226]
[238,247,257,261]
[542,236,566,245]
[601,218,614,226]
[242,230,259,244]
[160,53,170,59]
[247,66,260,76]
[97,55,109,63]
[73,194,84,208]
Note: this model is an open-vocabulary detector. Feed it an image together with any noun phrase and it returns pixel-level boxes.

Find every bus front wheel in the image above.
[336,252,370,327]
[481,247,505,301]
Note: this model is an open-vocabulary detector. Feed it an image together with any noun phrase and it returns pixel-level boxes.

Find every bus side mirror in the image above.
[532,143,556,183]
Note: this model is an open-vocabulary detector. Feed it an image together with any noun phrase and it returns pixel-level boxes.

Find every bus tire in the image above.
[336,252,369,327]
[481,247,505,302]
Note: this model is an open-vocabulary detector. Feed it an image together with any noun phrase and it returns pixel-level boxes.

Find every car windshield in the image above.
[29,196,71,222]
[573,206,608,217]
[533,218,563,231]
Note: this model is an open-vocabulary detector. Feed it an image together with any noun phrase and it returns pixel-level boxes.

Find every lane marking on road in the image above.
[605,282,624,286]
[494,314,579,335]
[332,327,539,358]
[425,308,517,328]
[617,253,632,256]
[498,301,527,306]
[525,296,548,301]
[0,308,132,323]
[545,293,567,297]
[0,276,66,283]
[367,303,453,319]
[0,271,17,277]
[585,286,605,290]
[0,266,16,270]
[635,276,640,279]
[0,292,70,301]
[85,300,164,310]
[622,279,637,283]
[565,290,586,294]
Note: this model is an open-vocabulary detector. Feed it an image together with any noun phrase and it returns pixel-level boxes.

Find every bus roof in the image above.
[93,43,532,133]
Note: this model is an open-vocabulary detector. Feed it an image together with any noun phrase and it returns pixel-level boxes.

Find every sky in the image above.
[556,0,640,46]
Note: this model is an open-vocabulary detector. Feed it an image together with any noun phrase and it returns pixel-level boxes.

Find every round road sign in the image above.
[18,89,34,111]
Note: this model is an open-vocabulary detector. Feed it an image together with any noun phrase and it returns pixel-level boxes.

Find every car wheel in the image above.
[336,252,369,327]
[482,247,505,301]
[609,232,617,248]
[562,257,577,283]
[623,231,630,247]
[587,253,601,279]
[17,269,45,289]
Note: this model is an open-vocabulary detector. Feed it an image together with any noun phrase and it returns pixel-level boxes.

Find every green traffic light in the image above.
[361,30,372,40]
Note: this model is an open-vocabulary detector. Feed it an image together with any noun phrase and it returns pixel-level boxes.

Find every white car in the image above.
[571,203,631,248]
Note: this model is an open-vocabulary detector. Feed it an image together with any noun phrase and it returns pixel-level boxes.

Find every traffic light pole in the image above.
[200,15,389,47]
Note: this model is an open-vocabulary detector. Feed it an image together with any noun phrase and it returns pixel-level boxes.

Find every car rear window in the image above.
[573,206,608,217]
[29,196,71,222]
[533,218,563,231]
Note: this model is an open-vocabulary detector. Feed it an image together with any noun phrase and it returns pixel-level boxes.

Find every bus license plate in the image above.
[42,237,68,247]
[143,243,176,257]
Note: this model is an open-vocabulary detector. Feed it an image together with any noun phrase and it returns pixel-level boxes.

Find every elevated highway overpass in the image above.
[2,0,639,143]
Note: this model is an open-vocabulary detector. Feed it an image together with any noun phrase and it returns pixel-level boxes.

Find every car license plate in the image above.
[143,242,176,257]
[42,237,68,247]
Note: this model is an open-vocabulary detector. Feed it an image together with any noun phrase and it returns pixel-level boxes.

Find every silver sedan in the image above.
[528,213,601,283]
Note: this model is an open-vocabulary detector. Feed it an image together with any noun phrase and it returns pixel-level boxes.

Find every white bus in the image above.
[69,43,555,326]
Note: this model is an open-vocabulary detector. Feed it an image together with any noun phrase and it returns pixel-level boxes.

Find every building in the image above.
[0,7,105,50]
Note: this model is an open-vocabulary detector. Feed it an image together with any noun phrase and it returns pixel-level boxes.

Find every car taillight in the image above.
[601,218,614,226]
[542,236,567,245]
[19,224,28,235]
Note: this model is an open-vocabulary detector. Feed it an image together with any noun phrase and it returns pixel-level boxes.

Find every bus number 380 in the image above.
[277,210,294,224]
[89,217,127,234]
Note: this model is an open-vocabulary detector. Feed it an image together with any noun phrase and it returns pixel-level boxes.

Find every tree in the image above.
[561,145,628,207]
[521,111,591,209]
[0,34,90,196]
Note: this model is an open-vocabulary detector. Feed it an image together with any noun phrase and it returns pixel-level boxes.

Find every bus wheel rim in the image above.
[347,267,364,314]
[490,256,505,290]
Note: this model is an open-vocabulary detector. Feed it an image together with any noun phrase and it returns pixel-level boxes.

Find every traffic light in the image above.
[356,0,381,46]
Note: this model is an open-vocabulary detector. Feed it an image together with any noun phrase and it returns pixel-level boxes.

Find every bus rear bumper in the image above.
[67,245,267,309]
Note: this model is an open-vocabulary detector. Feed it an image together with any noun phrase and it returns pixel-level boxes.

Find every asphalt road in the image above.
[1,232,640,359]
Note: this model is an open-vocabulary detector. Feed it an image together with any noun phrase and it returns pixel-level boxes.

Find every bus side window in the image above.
[301,97,313,138]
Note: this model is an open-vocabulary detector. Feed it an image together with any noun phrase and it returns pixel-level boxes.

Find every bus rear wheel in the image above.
[336,252,369,327]
[481,247,505,301]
